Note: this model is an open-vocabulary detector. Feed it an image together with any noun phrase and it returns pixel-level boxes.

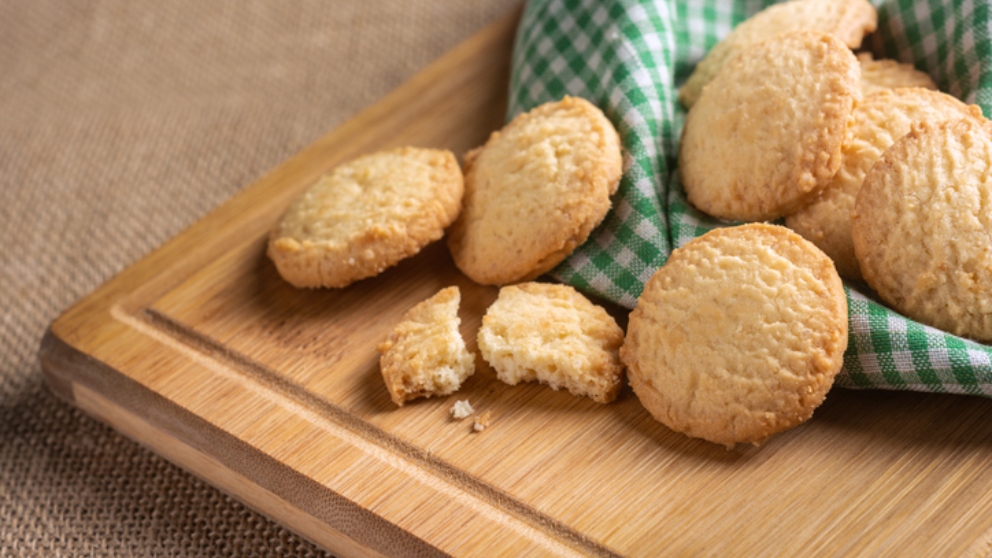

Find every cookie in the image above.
[621,224,848,449]
[786,88,983,280]
[679,0,876,109]
[377,286,476,406]
[268,146,463,288]
[447,96,623,286]
[477,282,624,403]
[852,118,992,342]
[680,31,860,222]
[858,52,937,94]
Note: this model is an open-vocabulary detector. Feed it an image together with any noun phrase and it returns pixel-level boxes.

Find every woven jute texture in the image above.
[0,1,518,555]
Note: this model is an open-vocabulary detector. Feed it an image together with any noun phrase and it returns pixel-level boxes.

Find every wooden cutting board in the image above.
[40,7,992,557]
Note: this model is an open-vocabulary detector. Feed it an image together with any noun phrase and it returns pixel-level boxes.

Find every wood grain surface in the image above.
[40,8,992,557]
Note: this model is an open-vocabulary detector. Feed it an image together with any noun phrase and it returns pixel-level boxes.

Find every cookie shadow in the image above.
[607,382,992,468]
[605,384,767,465]
[811,386,992,450]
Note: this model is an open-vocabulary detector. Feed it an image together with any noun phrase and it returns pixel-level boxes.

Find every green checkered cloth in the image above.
[509,0,992,397]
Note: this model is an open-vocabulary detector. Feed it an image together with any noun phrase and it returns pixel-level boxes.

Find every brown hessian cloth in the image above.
[0,1,520,555]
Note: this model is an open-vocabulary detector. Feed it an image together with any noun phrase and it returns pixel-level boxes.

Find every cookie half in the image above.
[679,0,876,108]
[478,282,624,403]
[268,146,463,288]
[377,286,475,406]
[786,88,983,280]
[680,31,860,222]
[447,96,623,286]
[852,118,992,342]
[621,224,848,448]
[858,52,937,94]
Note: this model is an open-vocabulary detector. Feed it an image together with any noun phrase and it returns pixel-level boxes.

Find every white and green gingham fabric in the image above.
[508,0,992,397]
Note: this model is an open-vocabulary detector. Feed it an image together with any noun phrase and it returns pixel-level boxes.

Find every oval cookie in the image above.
[680,31,860,222]
[786,88,983,280]
[679,0,876,108]
[447,96,622,286]
[268,147,463,288]
[852,118,992,342]
[621,224,848,449]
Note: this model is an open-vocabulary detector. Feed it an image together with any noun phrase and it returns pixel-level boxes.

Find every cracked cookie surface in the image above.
[857,52,937,94]
[679,0,875,108]
[268,146,463,288]
[852,118,992,342]
[786,88,983,280]
[377,286,475,406]
[621,224,848,448]
[447,96,622,286]
[478,282,624,403]
[679,31,861,222]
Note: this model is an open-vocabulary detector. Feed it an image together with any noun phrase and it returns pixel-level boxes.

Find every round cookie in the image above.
[621,224,848,449]
[679,31,861,222]
[268,146,463,288]
[857,52,937,94]
[447,96,622,286]
[679,0,876,108]
[786,88,983,280]
[478,282,624,403]
[852,118,992,342]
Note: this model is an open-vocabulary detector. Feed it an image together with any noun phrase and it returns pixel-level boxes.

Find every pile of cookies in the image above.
[268,94,849,450]
[267,0,992,449]
[658,0,992,447]
[680,0,992,341]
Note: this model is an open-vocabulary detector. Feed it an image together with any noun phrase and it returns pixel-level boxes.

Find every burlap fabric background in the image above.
[0,1,518,555]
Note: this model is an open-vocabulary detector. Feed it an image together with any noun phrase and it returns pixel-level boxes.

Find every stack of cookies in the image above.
[679,0,991,341]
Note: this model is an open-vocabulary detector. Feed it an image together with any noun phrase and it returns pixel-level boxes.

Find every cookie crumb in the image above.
[449,400,474,420]
[473,411,492,432]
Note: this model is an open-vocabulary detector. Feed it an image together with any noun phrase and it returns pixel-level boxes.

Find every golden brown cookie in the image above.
[786,88,983,280]
[477,282,625,403]
[268,146,463,288]
[858,52,938,94]
[377,286,476,406]
[680,31,861,222]
[852,118,992,342]
[447,96,622,286]
[679,0,876,108]
[621,224,848,449]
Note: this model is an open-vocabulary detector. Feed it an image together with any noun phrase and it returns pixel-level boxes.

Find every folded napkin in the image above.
[508,0,992,397]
